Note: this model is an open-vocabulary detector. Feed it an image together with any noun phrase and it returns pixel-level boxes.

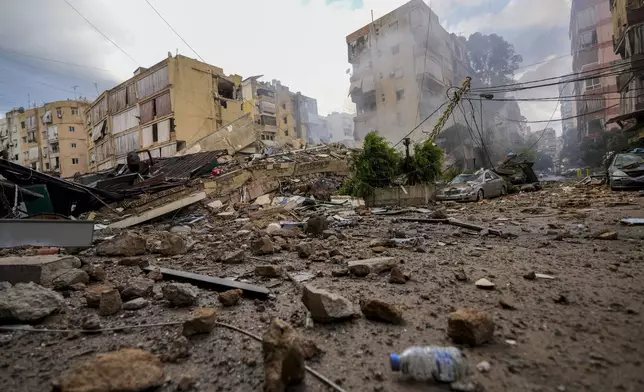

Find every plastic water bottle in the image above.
[389,346,468,383]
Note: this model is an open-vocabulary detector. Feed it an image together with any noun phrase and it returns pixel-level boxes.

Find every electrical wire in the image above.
[465,99,495,169]
[0,46,110,72]
[62,0,140,66]
[144,0,206,63]
[392,100,449,148]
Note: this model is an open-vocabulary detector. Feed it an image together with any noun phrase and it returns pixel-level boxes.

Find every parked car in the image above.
[436,170,507,202]
[607,150,644,190]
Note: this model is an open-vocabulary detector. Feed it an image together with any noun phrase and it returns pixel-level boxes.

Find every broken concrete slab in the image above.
[143,266,269,299]
[448,308,495,346]
[182,308,217,337]
[96,233,147,257]
[0,282,65,324]
[52,269,90,290]
[301,285,358,323]
[262,319,305,392]
[0,255,81,286]
[162,283,199,307]
[360,299,404,324]
[348,257,396,277]
[149,232,187,256]
[109,192,207,229]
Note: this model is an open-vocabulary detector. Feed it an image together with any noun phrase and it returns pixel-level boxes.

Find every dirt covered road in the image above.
[1,183,643,392]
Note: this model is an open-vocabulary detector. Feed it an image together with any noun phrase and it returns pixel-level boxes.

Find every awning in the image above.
[606,108,644,125]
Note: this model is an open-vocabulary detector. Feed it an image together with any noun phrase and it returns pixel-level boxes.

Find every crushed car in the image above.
[607,149,644,190]
[436,169,507,202]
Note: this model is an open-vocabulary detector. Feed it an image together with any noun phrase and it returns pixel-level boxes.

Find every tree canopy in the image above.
[466,32,523,87]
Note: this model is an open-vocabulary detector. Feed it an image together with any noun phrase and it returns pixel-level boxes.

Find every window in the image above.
[45,162,50,170]
[485,172,493,180]
[586,118,604,135]
[396,89,405,101]
[71,143,77,148]
[21,121,25,129]
[71,107,79,115]
[72,158,79,164]
[152,123,159,142]
[585,77,601,90]
[381,94,386,102]
[282,103,286,110]
[285,129,289,136]
[56,108,62,118]
[283,116,288,124]
[579,30,597,49]
[392,45,400,55]
[577,7,596,31]
[69,126,75,132]
[22,137,26,143]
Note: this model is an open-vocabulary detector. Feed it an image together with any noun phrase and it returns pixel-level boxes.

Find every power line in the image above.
[465,99,495,168]
[62,0,140,66]
[393,100,449,148]
[0,46,110,72]
[487,101,621,123]
[144,0,206,63]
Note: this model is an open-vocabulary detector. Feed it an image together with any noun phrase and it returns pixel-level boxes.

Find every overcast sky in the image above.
[0,0,572,134]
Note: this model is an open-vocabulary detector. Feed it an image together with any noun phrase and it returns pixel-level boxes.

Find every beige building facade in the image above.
[3,100,89,178]
[87,55,245,171]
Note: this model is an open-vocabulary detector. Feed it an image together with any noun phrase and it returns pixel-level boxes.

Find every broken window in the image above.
[21,121,25,129]
[71,143,77,148]
[56,108,62,118]
[282,103,286,110]
[579,30,597,49]
[283,116,288,124]
[585,77,601,90]
[285,129,289,136]
[45,162,50,170]
[396,89,405,101]
[152,123,159,142]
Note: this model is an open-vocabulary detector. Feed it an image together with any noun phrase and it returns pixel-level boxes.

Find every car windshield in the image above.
[613,153,644,168]
[450,174,477,184]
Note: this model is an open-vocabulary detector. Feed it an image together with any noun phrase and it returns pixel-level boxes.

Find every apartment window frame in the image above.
[283,116,288,124]
[586,117,605,136]
[576,7,596,32]
[72,158,79,165]
[396,89,405,101]
[71,107,79,115]
[152,123,159,142]
[69,126,75,132]
[585,77,601,91]
[579,30,598,50]
[71,142,77,148]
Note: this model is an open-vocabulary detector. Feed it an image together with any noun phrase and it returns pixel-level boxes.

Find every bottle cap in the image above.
[389,354,401,371]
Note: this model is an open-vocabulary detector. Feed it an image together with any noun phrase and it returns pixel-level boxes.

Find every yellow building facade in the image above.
[87,55,245,171]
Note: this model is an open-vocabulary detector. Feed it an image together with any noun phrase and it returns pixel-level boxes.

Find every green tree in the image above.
[407,140,444,185]
[466,33,523,87]
[340,132,401,197]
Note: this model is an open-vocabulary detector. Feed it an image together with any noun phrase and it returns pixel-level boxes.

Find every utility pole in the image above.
[94,83,100,96]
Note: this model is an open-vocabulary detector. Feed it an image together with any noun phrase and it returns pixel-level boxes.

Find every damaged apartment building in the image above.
[347,0,470,145]
[87,54,246,171]
[2,100,90,178]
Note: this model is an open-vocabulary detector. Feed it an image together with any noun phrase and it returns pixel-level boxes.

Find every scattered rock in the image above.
[305,215,328,236]
[450,380,481,392]
[59,349,164,392]
[262,319,305,392]
[476,361,491,373]
[322,229,337,239]
[162,336,190,363]
[266,223,282,235]
[163,283,199,307]
[499,297,517,310]
[331,268,349,277]
[122,297,150,310]
[85,284,114,308]
[170,225,192,234]
[596,231,618,240]
[96,232,147,257]
[301,285,358,323]
[81,264,106,282]
[221,249,245,264]
[359,299,404,324]
[255,265,282,277]
[369,238,396,248]
[118,257,146,267]
[70,283,86,291]
[147,267,163,281]
[98,288,122,316]
[150,232,187,256]
[371,246,387,254]
[82,314,101,330]
[454,268,468,282]
[295,242,315,258]
[348,257,396,277]
[176,373,197,391]
[251,236,278,255]
[121,278,154,301]
[300,338,323,359]
[523,271,536,280]
[448,308,495,346]
[218,289,243,307]
[430,209,448,219]
[0,282,64,324]
[554,294,569,305]
[182,308,217,336]
[52,269,90,290]
[475,278,495,290]
[388,267,407,284]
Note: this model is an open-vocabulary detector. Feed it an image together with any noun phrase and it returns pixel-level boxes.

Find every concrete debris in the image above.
[96,232,147,257]
[265,222,282,235]
[52,269,90,290]
[163,283,199,307]
[475,278,495,290]
[147,267,164,281]
[295,242,315,258]
[121,278,154,300]
[0,282,65,324]
[302,285,358,323]
[58,349,164,392]
[359,299,404,324]
[251,236,279,255]
[122,297,150,310]
[221,249,245,264]
[98,288,122,316]
[170,225,192,233]
[369,238,396,248]
[85,284,115,308]
[118,257,147,267]
[81,263,106,282]
[448,308,495,346]
[304,215,328,236]
[262,318,306,392]
[476,361,491,373]
[0,255,81,286]
[149,232,188,255]
[388,266,407,284]
[348,257,396,277]
[161,336,191,363]
[218,289,243,306]
[255,265,282,277]
[595,231,618,240]
[499,297,518,310]
[81,313,101,330]
[450,380,482,392]
[182,308,217,336]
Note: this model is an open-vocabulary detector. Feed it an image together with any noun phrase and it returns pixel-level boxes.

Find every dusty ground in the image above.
[1,182,643,392]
